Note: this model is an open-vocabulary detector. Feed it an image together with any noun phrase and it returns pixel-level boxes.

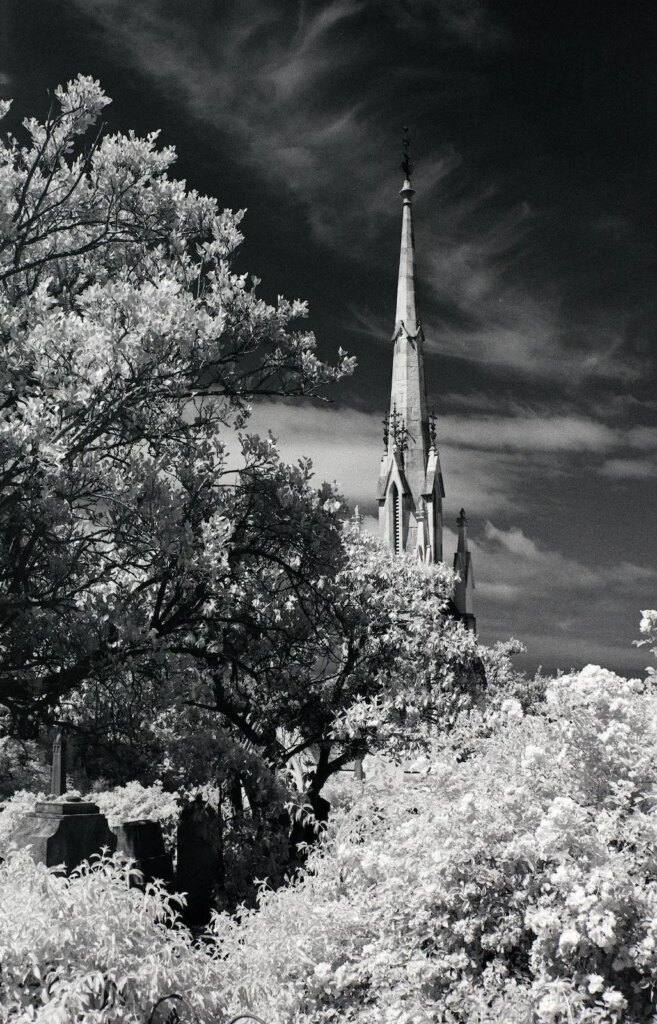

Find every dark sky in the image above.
[2,0,656,676]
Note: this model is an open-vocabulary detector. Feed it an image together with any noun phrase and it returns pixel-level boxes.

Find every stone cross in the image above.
[51,732,66,797]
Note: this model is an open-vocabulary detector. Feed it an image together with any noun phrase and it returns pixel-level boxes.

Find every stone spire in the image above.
[453,508,476,631]
[395,170,418,334]
[378,130,444,562]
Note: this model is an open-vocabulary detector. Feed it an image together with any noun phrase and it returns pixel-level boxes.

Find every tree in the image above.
[0,79,486,887]
[63,522,484,838]
[0,76,353,732]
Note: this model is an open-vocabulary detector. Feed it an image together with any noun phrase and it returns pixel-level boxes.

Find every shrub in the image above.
[4,658,657,1023]
[206,663,657,1023]
[92,780,182,853]
[0,850,229,1023]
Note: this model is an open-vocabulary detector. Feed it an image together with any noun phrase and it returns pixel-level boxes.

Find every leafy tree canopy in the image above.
[0,75,353,729]
[0,78,484,847]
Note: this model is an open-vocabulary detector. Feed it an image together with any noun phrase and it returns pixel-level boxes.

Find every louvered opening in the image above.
[391,483,402,554]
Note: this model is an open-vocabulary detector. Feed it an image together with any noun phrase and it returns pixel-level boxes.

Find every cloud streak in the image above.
[245,397,657,677]
[457,522,657,676]
[37,0,657,678]
[71,0,651,387]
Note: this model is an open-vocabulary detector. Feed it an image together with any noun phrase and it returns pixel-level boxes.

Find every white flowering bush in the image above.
[4,658,657,1023]
[0,788,48,856]
[637,609,657,679]
[0,76,353,739]
[204,662,657,1024]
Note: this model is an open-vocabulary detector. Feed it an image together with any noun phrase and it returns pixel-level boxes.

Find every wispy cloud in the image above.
[74,0,462,247]
[599,458,657,479]
[246,398,657,519]
[243,396,656,676]
[70,0,654,388]
[437,413,618,452]
[453,522,657,675]
[246,400,528,515]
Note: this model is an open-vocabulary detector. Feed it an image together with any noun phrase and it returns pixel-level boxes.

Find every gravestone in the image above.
[12,796,116,874]
[176,796,225,927]
[113,819,173,887]
[12,734,115,873]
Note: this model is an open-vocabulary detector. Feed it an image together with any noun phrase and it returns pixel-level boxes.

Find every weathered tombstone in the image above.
[113,819,173,887]
[12,796,116,874]
[176,796,225,927]
[11,733,116,873]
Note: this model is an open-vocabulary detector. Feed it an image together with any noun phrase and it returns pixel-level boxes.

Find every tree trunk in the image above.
[288,782,331,865]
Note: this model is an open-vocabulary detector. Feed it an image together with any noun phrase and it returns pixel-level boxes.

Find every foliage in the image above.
[327,528,484,759]
[636,610,657,679]
[0,787,47,856]
[4,653,657,1022]
[53,523,485,852]
[0,850,229,1024]
[0,716,49,798]
[91,780,182,849]
[478,637,548,714]
[206,662,657,1024]
[0,81,488,882]
[0,75,353,735]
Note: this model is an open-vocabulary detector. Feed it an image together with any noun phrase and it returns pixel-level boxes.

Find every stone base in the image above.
[12,798,116,874]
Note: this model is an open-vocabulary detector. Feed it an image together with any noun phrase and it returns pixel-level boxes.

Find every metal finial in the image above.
[400,126,413,181]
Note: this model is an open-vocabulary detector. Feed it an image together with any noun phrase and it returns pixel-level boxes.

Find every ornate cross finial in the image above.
[429,405,437,447]
[400,126,413,181]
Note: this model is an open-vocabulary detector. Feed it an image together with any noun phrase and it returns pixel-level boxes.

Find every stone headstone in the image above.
[176,797,224,927]
[113,819,173,887]
[12,797,116,874]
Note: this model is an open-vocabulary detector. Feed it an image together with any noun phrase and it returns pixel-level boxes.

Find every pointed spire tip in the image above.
[400,125,413,182]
